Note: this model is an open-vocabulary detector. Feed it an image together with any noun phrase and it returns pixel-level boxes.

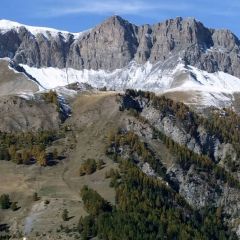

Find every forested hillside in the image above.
[0,90,239,239]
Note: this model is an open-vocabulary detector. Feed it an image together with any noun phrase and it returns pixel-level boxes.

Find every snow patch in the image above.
[17,93,35,100]
[0,19,88,40]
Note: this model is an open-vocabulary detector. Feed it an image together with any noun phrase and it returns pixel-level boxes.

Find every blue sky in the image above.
[1,0,239,37]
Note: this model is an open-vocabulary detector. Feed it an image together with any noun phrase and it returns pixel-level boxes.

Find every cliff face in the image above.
[0,16,240,78]
[121,91,238,165]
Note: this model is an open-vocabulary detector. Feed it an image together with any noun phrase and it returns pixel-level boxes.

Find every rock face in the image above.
[11,27,73,68]
[67,16,139,70]
[120,91,238,170]
[141,105,237,164]
[0,16,240,78]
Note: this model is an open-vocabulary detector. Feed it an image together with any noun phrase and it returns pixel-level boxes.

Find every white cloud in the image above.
[43,0,191,17]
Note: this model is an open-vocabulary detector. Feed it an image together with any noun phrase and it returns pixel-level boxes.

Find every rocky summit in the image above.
[0,16,240,77]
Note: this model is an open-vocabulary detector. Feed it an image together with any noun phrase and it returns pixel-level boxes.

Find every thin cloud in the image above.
[42,0,191,17]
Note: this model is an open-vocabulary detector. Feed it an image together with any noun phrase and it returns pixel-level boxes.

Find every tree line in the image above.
[0,131,61,166]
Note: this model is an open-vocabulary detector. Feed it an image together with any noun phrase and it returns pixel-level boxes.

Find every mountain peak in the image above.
[0,16,240,79]
[102,15,133,27]
[106,15,126,22]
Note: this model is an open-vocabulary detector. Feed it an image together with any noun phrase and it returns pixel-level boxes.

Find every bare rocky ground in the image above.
[0,60,63,132]
[0,59,38,96]
[0,95,61,132]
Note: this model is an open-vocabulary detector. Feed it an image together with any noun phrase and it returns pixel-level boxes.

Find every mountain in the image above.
[1,16,240,74]
[1,16,240,108]
[0,16,240,106]
[0,17,240,239]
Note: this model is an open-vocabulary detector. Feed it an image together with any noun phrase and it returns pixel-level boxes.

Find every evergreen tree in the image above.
[62,209,69,221]
[97,159,105,170]
[33,192,39,201]
[52,148,58,159]
[0,194,10,209]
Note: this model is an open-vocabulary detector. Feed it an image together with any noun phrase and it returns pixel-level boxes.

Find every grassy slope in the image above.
[0,91,177,239]
[0,92,124,239]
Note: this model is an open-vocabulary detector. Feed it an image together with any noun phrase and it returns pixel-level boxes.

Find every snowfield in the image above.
[19,60,240,107]
[20,61,240,93]
[0,54,237,107]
